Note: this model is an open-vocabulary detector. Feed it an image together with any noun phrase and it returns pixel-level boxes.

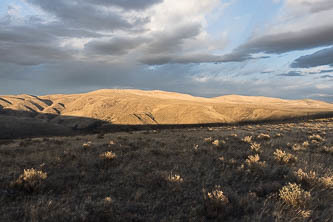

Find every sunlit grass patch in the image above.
[82,141,92,148]
[292,141,309,151]
[212,139,226,147]
[319,175,333,188]
[295,168,333,189]
[207,186,229,204]
[11,168,47,192]
[274,133,283,138]
[168,173,183,183]
[273,149,297,164]
[322,145,333,154]
[295,169,317,186]
[204,137,213,143]
[308,134,324,142]
[279,183,311,208]
[245,154,266,168]
[242,136,252,143]
[257,133,271,140]
[203,185,230,219]
[108,140,116,146]
[99,151,117,160]
[104,196,113,204]
[250,142,261,152]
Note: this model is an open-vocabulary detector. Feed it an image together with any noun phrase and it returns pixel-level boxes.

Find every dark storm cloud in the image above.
[291,46,333,68]
[138,22,252,65]
[237,24,333,55]
[278,71,303,77]
[0,23,102,44]
[143,21,333,65]
[0,15,108,54]
[137,23,249,65]
[37,23,107,38]
[140,52,251,65]
[85,37,148,55]
[0,42,72,66]
[215,23,333,64]
[0,23,75,65]
[146,23,202,54]
[0,25,56,44]
[25,0,144,31]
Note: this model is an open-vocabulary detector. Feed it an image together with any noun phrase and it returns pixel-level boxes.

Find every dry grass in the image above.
[242,136,252,143]
[1,117,333,221]
[245,154,266,168]
[322,145,333,154]
[212,139,225,147]
[279,183,311,208]
[319,176,333,188]
[257,133,271,140]
[10,168,47,192]
[204,185,231,219]
[250,142,261,152]
[82,141,92,148]
[292,141,309,151]
[168,173,183,183]
[99,151,116,160]
[274,149,298,164]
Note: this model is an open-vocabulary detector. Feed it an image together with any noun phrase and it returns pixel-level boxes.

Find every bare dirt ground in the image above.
[1,118,333,221]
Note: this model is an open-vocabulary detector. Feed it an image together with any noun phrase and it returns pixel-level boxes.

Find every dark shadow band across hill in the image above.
[1,107,333,140]
[99,111,333,132]
[0,108,106,139]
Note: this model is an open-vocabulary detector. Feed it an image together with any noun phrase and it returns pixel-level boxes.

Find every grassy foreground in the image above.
[1,118,333,221]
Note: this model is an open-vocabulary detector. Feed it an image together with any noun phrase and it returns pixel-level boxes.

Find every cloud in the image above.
[145,23,202,54]
[0,23,73,65]
[85,37,148,56]
[227,24,333,62]
[20,0,229,66]
[286,0,333,13]
[320,69,333,73]
[0,60,324,100]
[278,71,303,77]
[321,75,333,78]
[212,0,333,64]
[85,0,164,10]
[140,52,251,65]
[25,0,144,31]
[261,70,274,74]
[0,42,72,66]
[291,46,333,68]
[36,24,106,38]
[0,0,231,67]
[0,25,56,44]
[133,0,229,65]
[187,71,333,102]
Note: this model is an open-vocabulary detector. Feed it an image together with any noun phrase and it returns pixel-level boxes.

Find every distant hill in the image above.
[1,89,333,138]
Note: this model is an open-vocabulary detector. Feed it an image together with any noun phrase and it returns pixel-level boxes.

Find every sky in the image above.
[0,0,333,102]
